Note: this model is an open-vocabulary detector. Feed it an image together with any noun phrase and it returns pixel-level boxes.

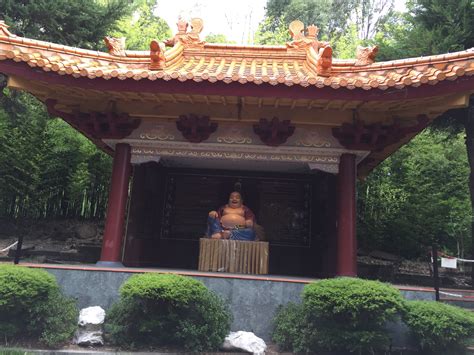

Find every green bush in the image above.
[105,273,231,351]
[403,300,474,353]
[0,265,77,347]
[272,277,406,353]
[272,302,318,352]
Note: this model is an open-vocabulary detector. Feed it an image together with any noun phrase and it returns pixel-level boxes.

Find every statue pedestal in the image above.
[198,238,269,274]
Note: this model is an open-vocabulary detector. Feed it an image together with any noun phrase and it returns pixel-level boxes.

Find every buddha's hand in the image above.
[209,211,218,218]
[245,220,254,228]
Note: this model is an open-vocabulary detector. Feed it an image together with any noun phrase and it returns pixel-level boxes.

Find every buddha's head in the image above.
[228,191,243,208]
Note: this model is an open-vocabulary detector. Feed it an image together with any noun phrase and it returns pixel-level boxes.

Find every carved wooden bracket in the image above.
[45,99,141,139]
[176,114,217,143]
[332,115,430,151]
[253,117,295,146]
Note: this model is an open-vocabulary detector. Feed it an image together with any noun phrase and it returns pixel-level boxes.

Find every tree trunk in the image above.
[464,98,474,287]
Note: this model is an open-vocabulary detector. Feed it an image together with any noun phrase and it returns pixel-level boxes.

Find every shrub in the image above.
[403,300,474,353]
[272,277,406,353]
[105,273,231,351]
[0,265,77,347]
[303,278,406,352]
[272,302,317,353]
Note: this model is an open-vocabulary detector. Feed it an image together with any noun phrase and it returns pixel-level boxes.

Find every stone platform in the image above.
[19,262,473,342]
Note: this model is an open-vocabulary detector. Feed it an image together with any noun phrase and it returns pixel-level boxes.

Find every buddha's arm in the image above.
[243,206,256,228]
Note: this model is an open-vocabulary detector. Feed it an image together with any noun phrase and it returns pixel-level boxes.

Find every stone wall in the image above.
[45,267,435,342]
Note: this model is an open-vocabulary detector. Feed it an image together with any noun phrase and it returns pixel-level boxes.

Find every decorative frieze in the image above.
[131,146,338,164]
[296,130,332,148]
[139,125,175,141]
[216,126,252,144]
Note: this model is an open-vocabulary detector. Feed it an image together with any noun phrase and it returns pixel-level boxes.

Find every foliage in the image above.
[0,350,32,355]
[254,16,290,45]
[110,0,171,50]
[0,0,134,50]
[272,277,406,353]
[0,92,112,219]
[105,273,231,351]
[0,0,137,219]
[205,33,234,44]
[403,300,474,352]
[256,0,393,47]
[272,302,317,352]
[358,130,471,258]
[0,265,78,347]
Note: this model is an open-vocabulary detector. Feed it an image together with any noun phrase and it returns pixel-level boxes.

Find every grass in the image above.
[0,349,31,355]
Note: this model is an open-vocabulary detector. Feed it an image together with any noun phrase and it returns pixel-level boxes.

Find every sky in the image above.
[155,0,267,44]
[156,0,407,45]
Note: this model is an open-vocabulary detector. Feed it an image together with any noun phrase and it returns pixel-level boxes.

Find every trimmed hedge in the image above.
[0,265,77,347]
[404,300,474,352]
[273,277,406,353]
[105,273,231,351]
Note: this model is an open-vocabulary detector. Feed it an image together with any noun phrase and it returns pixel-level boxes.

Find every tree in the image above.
[402,0,474,283]
[0,1,136,219]
[110,0,171,50]
[358,130,471,258]
[0,0,134,49]
[205,33,234,44]
[256,0,394,47]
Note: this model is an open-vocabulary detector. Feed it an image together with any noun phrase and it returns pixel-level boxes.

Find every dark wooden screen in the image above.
[161,172,312,246]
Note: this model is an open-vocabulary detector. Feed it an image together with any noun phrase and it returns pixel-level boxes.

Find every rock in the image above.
[78,306,105,326]
[75,224,97,239]
[75,306,106,347]
[75,330,104,347]
[222,331,267,355]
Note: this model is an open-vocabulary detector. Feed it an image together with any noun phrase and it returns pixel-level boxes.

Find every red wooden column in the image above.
[336,153,357,276]
[97,143,131,266]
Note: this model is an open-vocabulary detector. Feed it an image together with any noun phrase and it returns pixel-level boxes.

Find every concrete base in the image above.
[95,261,124,268]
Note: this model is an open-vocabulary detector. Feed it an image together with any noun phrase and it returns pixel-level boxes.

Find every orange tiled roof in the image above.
[0,19,474,91]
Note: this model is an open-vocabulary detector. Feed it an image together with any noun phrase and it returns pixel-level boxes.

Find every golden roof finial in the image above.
[306,25,319,40]
[190,18,203,36]
[165,17,204,47]
[289,20,305,41]
[177,17,188,34]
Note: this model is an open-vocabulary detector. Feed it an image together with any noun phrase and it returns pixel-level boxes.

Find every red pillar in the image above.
[98,143,131,266]
[336,153,357,276]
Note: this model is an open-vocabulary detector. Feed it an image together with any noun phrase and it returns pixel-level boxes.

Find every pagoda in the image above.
[0,18,473,277]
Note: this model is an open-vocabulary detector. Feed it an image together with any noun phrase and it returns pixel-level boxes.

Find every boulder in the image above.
[78,306,105,327]
[75,224,97,240]
[222,331,267,355]
[75,306,105,347]
[75,330,104,347]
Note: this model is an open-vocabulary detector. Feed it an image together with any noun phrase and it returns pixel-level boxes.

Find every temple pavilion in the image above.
[0,18,473,277]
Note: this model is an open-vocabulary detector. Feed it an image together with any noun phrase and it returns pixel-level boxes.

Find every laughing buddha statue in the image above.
[206,191,256,241]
